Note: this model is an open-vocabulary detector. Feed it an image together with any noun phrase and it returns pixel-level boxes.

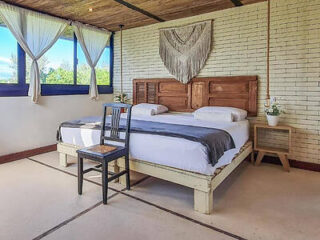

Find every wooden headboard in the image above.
[133,76,258,117]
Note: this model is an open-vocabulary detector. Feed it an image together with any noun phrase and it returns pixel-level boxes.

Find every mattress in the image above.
[60,112,249,175]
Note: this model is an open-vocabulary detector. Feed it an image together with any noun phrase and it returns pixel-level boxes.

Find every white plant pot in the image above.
[266,115,280,126]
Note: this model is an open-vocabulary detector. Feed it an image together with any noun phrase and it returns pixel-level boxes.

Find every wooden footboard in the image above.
[117,141,253,214]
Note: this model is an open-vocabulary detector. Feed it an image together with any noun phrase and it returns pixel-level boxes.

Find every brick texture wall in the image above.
[114,0,320,164]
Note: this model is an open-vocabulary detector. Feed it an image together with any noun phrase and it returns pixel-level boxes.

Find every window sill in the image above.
[0,84,28,97]
[0,84,113,97]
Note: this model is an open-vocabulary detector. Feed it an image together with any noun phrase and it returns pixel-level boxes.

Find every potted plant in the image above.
[265,98,284,126]
[114,93,129,113]
[114,93,129,103]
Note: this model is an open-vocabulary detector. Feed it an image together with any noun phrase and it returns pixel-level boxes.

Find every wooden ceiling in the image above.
[3,0,266,32]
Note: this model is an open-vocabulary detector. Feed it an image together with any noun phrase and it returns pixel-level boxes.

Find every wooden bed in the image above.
[57,76,258,214]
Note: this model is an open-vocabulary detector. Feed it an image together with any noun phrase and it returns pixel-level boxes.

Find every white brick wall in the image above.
[114,0,320,164]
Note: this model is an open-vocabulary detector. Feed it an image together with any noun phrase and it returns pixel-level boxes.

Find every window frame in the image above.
[0,31,113,97]
[0,44,28,97]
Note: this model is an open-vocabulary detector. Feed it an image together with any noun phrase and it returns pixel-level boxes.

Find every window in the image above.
[77,45,110,86]
[96,48,111,86]
[26,35,74,85]
[0,20,113,97]
[0,16,28,97]
[0,22,18,84]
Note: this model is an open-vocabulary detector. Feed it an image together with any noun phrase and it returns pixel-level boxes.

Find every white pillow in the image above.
[131,107,154,116]
[194,106,247,121]
[132,103,168,116]
[194,111,233,122]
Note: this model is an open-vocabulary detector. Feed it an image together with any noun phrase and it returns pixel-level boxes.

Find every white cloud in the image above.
[0,65,13,80]
[0,64,13,73]
[0,56,11,64]
[47,62,60,69]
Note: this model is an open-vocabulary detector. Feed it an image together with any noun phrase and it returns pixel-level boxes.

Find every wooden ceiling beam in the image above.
[3,0,265,31]
[113,0,165,22]
[230,0,243,7]
[0,0,114,32]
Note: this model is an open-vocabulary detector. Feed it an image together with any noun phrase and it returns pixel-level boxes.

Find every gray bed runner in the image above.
[57,116,235,166]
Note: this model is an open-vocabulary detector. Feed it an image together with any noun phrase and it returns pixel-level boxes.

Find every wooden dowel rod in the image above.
[120,24,123,94]
[266,0,271,103]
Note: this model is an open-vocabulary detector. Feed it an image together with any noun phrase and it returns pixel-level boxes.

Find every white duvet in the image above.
[60,112,249,175]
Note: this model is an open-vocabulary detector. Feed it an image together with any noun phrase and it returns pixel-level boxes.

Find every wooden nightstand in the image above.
[254,124,292,172]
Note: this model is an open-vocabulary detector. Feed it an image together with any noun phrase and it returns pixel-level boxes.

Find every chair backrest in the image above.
[100,103,132,150]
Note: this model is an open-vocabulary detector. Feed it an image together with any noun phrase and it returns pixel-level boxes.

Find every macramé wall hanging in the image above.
[159,20,212,84]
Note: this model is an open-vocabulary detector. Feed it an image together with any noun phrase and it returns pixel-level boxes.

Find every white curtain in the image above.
[0,1,69,103]
[72,22,111,100]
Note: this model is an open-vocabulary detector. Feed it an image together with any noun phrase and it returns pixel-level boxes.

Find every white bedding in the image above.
[60,112,249,175]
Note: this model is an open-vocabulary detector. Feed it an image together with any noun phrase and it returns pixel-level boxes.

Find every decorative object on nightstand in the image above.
[264,98,285,126]
[254,124,292,172]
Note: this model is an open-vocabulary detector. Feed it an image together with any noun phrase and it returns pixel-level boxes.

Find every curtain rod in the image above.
[0,0,114,33]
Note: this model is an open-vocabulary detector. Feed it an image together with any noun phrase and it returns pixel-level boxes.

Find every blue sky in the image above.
[0,26,16,80]
[0,25,110,80]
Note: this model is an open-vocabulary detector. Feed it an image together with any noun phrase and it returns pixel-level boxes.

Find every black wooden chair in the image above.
[77,103,132,204]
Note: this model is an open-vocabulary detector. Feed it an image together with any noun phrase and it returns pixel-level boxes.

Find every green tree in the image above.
[96,67,110,85]
[0,53,17,83]
[5,53,18,83]
[46,67,73,84]
[2,50,108,85]
[25,55,50,84]
[77,64,91,85]
[77,64,109,85]
[60,60,72,72]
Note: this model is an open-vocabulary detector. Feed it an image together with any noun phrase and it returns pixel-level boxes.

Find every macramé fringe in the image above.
[159,20,212,84]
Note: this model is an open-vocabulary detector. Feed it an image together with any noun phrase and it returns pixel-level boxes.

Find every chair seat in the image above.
[77,144,126,161]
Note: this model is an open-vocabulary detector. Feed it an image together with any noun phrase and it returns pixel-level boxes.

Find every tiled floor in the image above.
[1,152,319,240]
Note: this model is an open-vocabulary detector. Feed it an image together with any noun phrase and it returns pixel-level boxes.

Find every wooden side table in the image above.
[254,124,292,172]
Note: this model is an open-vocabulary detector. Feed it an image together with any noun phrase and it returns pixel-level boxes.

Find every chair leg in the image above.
[78,156,83,195]
[102,160,108,204]
[125,154,130,190]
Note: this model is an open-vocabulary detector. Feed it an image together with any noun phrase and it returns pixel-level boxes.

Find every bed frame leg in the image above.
[119,166,127,186]
[59,153,68,167]
[251,151,255,164]
[109,161,120,183]
[194,189,213,214]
